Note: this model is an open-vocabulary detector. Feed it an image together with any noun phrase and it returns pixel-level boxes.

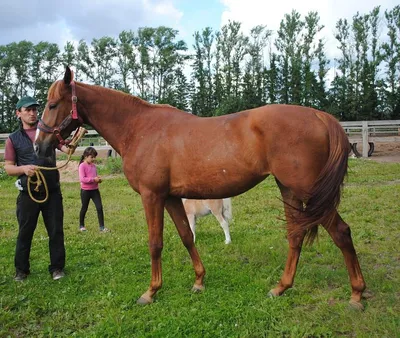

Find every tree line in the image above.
[0,5,399,132]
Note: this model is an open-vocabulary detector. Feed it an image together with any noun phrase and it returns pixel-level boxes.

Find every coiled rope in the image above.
[28,127,87,203]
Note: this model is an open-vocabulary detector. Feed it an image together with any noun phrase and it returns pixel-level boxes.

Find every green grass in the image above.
[0,159,399,337]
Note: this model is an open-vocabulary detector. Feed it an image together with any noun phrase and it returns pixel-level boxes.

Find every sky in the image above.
[0,0,397,60]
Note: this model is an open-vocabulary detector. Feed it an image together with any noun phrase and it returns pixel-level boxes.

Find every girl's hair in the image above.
[79,147,98,164]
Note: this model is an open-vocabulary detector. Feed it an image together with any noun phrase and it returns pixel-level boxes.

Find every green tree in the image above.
[62,41,76,74]
[331,8,384,120]
[314,39,329,111]
[301,12,324,107]
[133,27,153,100]
[381,5,400,118]
[275,10,304,104]
[242,25,271,109]
[265,52,279,104]
[215,21,249,115]
[116,30,136,93]
[31,42,60,106]
[330,18,353,119]
[191,27,215,116]
[76,39,95,83]
[0,44,15,132]
[10,41,33,99]
[161,66,189,111]
[92,37,117,87]
[152,26,188,103]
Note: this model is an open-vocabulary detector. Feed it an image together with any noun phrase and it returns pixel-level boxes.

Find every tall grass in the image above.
[0,159,399,337]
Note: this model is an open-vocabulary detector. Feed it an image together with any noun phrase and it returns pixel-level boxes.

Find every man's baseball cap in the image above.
[16,96,39,110]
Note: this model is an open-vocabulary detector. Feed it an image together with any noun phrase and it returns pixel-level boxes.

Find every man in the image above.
[4,96,70,281]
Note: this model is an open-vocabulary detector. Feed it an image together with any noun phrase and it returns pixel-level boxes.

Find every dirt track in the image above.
[358,141,400,163]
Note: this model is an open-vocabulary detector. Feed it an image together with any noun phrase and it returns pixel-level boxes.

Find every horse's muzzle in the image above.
[35,140,54,159]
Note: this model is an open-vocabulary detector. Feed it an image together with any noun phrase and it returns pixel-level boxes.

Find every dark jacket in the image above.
[9,129,60,193]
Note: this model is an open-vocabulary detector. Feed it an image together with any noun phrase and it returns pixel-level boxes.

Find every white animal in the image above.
[182,198,232,244]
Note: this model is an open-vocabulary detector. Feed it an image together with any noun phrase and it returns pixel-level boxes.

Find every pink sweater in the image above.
[79,162,99,190]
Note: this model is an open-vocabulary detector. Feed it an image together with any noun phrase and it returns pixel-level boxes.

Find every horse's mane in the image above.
[78,82,179,111]
[48,80,181,114]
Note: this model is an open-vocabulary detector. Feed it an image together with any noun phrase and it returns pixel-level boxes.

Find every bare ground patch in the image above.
[361,141,400,163]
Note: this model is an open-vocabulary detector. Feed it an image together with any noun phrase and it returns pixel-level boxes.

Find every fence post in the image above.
[362,121,369,158]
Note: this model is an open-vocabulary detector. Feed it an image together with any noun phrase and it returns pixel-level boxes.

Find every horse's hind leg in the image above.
[165,196,206,292]
[322,213,366,310]
[269,180,306,297]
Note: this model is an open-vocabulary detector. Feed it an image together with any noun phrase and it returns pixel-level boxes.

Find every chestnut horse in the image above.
[35,67,366,309]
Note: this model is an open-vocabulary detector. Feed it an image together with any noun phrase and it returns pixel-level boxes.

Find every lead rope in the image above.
[28,127,88,203]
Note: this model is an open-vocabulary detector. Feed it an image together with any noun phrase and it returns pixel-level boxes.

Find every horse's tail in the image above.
[296,112,350,244]
[222,198,233,221]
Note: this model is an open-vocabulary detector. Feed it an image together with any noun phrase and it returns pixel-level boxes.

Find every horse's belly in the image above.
[171,172,269,199]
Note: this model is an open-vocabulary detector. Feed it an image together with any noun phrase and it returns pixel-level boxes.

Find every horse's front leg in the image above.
[165,196,206,292]
[137,191,166,305]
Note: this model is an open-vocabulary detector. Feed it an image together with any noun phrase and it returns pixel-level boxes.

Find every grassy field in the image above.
[0,159,399,337]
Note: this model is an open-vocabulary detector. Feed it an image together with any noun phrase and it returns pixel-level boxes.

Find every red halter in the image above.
[38,81,83,145]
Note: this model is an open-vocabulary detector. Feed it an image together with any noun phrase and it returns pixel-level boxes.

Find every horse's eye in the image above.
[49,103,57,109]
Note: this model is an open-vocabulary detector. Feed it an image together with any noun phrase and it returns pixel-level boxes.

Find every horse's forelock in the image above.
[42,80,68,122]
[47,80,64,101]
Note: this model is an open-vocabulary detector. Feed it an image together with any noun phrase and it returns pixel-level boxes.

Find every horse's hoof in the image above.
[349,299,364,311]
[225,240,231,245]
[192,285,205,293]
[268,290,279,298]
[137,296,153,305]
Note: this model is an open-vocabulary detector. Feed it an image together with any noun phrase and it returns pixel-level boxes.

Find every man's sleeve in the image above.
[4,138,16,162]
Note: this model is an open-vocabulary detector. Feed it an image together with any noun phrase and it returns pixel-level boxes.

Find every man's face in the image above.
[17,106,38,127]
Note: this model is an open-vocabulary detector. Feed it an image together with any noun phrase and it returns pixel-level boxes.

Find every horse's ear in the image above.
[64,66,74,85]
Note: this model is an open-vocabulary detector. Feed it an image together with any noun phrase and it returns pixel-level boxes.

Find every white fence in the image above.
[341,120,400,157]
[1,120,400,158]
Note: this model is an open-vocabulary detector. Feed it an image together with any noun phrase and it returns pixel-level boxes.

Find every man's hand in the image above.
[67,144,77,155]
[66,127,88,155]
[61,144,77,155]
[4,161,37,178]
[23,165,37,177]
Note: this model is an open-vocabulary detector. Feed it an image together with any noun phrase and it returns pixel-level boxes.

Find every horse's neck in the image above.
[80,85,145,155]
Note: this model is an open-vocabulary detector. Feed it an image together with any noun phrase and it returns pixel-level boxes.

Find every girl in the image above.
[78,147,109,232]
